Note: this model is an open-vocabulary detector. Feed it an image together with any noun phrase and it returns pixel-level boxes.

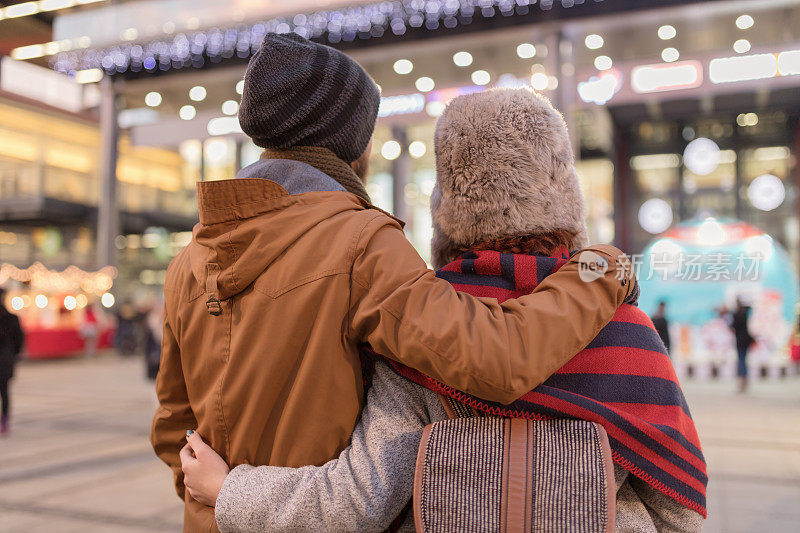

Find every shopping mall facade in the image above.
[1,0,799,289]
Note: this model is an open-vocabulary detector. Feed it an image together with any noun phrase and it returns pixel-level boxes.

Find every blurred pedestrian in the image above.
[152,33,634,532]
[144,302,163,380]
[728,298,754,392]
[0,288,24,435]
[651,300,671,355]
[80,305,100,357]
[114,303,139,356]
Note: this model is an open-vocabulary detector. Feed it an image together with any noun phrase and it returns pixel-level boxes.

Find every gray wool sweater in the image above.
[214,362,702,533]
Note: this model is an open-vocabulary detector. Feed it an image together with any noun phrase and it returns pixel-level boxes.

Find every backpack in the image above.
[412,397,616,533]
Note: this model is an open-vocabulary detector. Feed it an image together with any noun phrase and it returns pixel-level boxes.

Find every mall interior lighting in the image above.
[381,140,401,160]
[777,50,800,75]
[101,292,115,308]
[235,80,245,95]
[415,76,435,92]
[745,235,773,260]
[144,91,162,107]
[736,14,754,30]
[658,25,676,40]
[736,112,758,127]
[393,59,413,75]
[638,198,674,234]
[10,44,45,60]
[748,174,785,211]
[631,61,702,94]
[733,39,751,54]
[661,48,680,63]
[48,1,613,76]
[207,116,242,136]
[594,56,612,71]
[530,72,548,91]
[471,69,491,85]
[425,101,445,117]
[64,295,77,311]
[453,51,473,67]
[683,137,720,175]
[10,297,24,311]
[74,68,103,83]
[584,34,604,50]
[577,70,622,105]
[517,43,536,58]
[697,218,725,247]
[221,100,239,115]
[179,105,196,120]
[121,28,139,41]
[35,294,48,309]
[3,1,39,18]
[189,86,207,101]
[709,53,777,84]
[408,141,426,158]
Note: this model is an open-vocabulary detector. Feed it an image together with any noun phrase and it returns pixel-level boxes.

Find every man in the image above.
[0,287,24,435]
[728,298,754,392]
[151,33,636,532]
[652,300,671,354]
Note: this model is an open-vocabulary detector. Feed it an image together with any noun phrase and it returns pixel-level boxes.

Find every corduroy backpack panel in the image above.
[413,413,615,533]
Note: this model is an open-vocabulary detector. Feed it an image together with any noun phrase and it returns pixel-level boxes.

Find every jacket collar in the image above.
[236,158,346,195]
[196,178,404,228]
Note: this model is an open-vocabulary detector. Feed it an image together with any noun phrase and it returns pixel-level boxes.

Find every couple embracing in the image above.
[152,33,706,532]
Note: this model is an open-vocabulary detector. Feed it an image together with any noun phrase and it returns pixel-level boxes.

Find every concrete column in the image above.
[391,126,410,226]
[556,31,579,159]
[97,76,120,269]
[613,125,633,253]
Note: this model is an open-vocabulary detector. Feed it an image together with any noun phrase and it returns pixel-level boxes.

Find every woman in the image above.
[180,88,706,532]
[0,288,24,435]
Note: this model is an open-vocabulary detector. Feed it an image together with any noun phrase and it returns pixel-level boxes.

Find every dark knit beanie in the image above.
[238,33,380,164]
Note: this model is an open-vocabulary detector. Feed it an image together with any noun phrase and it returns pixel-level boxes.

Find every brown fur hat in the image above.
[431,87,588,268]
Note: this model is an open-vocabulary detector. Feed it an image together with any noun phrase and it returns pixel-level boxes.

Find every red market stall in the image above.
[1,263,118,359]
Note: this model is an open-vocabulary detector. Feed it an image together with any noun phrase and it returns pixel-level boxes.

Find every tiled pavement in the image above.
[1,355,799,532]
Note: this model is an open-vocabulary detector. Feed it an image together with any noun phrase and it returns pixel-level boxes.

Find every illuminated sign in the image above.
[378,93,425,117]
[709,53,778,84]
[777,49,800,76]
[631,60,702,93]
[577,69,622,105]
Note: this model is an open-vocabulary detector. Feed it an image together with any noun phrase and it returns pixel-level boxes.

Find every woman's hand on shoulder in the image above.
[180,430,230,507]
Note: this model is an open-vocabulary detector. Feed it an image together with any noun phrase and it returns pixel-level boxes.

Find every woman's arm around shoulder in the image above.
[214,362,447,533]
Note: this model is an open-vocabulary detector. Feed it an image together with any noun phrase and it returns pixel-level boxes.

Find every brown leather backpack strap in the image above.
[501,419,535,532]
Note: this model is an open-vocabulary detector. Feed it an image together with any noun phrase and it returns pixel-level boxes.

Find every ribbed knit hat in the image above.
[238,33,380,163]
[430,88,588,268]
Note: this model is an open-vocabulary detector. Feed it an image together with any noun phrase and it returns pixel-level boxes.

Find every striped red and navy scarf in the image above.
[362,246,707,517]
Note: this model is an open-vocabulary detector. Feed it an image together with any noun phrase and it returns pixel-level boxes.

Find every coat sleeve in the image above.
[349,216,635,405]
[150,302,197,500]
[214,363,447,533]
[627,476,704,532]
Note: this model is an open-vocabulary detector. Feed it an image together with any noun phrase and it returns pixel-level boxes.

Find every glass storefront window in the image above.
[203,137,236,181]
[576,159,615,244]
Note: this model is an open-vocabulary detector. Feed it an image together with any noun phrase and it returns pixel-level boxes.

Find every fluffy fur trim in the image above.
[431,88,588,268]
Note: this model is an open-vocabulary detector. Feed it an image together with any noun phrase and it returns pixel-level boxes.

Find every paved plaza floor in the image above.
[1,354,799,532]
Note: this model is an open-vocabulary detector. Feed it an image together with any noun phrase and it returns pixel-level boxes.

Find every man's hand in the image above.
[180,431,230,507]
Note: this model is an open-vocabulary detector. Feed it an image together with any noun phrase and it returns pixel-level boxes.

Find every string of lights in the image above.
[52,0,601,77]
[0,262,116,295]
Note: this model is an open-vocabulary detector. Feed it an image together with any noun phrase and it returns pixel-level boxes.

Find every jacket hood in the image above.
[187,177,379,303]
